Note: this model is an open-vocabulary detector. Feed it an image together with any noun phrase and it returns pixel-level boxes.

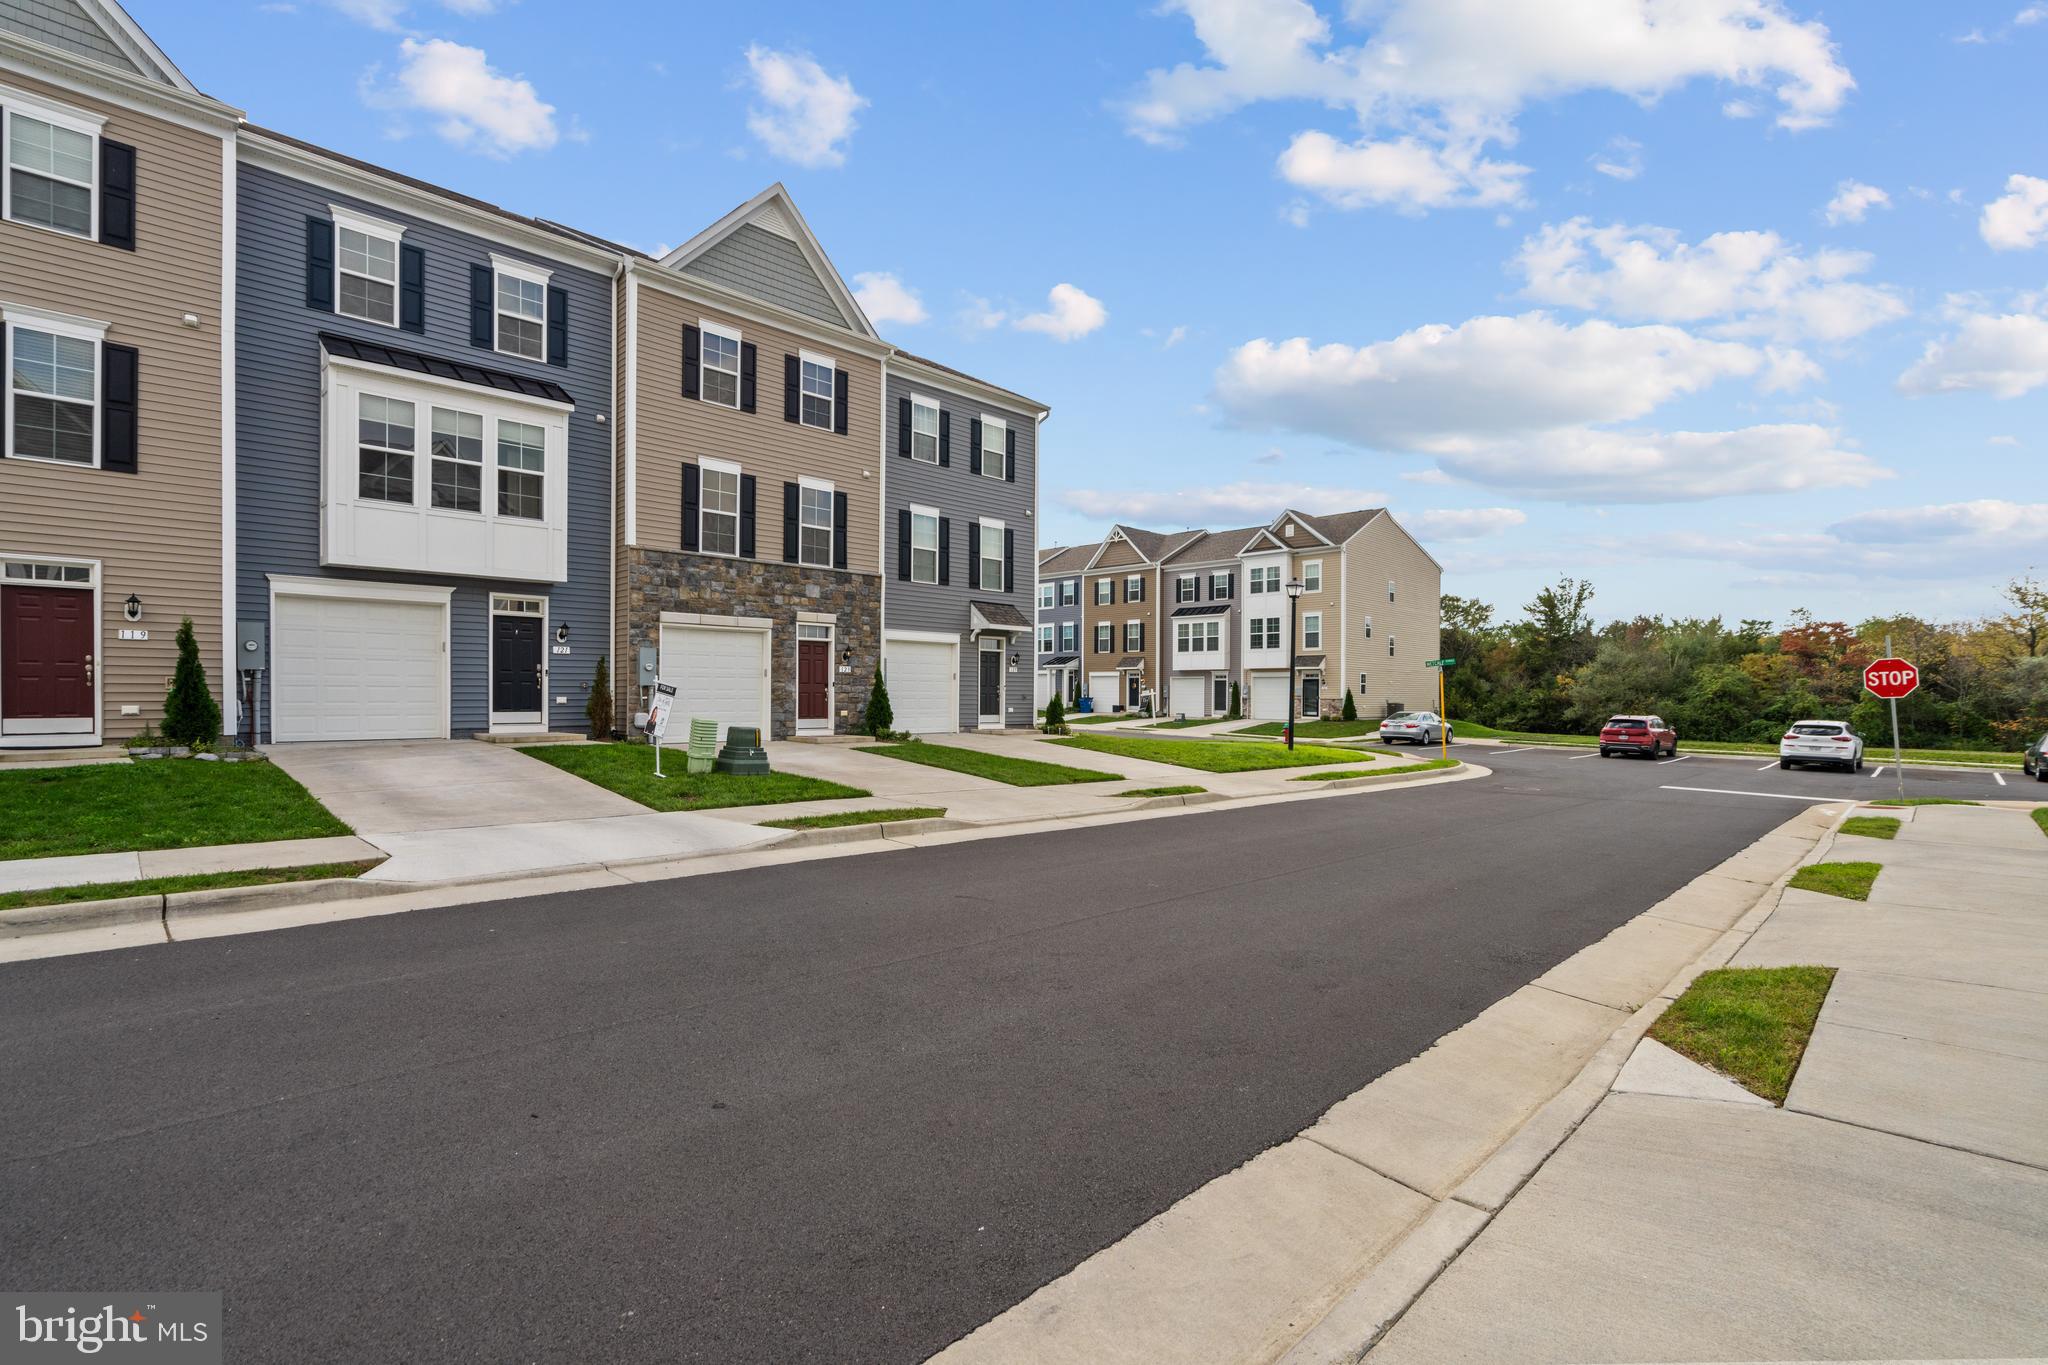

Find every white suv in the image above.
[1779,720,1864,772]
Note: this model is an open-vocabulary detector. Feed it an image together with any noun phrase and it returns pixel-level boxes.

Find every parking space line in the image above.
[1756,761,1779,771]
[1658,754,1692,765]
[1993,771,2007,786]
[1661,785,1843,803]
[1570,751,1602,760]
[1871,766,1885,779]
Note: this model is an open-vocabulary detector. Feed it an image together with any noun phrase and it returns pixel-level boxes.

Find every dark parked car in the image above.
[2025,732,2048,782]
[1598,714,1677,758]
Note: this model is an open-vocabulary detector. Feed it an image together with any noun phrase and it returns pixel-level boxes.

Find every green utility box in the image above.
[714,726,772,775]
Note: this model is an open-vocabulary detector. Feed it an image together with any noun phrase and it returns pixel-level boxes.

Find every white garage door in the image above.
[660,625,769,741]
[1250,674,1289,721]
[1086,672,1117,709]
[273,594,444,742]
[1170,672,1208,718]
[884,638,957,734]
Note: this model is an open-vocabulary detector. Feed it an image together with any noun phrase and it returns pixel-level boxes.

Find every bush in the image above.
[863,666,894,737]
[1043,694,1066,733]
[586,655,615,739]
[1341,689,1358,721]
[161,617,221,748]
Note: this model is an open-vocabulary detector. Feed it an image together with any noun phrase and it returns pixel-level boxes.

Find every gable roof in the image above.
[0,0,195,92]
[658,183,876,342]
[1301,507,1385,543]
[1161,525,1264,566]
[1038,544,1094,576]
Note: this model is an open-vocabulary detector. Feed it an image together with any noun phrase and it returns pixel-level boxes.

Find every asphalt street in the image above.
[0,748,1944,1362]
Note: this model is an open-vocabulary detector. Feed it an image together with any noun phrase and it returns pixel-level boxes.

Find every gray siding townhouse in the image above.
[881,350,1046,732]
[233,126,618,741]
[1034,543,1088,710]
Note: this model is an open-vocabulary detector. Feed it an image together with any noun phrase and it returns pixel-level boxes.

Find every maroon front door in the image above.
[797,639,830,724]
[2,585,95,728]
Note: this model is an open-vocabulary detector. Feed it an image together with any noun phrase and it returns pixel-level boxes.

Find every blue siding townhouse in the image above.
[233,125,619,742]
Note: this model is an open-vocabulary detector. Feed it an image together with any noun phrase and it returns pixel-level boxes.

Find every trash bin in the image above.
[1076,696,1094,713]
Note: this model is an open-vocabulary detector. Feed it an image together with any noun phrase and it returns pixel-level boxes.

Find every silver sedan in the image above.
[1379,710,1451,744]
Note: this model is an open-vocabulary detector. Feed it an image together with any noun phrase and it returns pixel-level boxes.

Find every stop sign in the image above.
[1864,657,1919,700]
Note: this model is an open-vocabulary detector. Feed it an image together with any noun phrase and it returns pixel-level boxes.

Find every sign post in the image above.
[645,680,677,779]
[1863,642,1918,803]
[1425,659,1456,759]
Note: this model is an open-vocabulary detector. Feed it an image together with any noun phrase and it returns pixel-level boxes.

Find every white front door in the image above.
[659,623,769,741]
[273,592,445,741]
[884,637,957,733]
[1250,673,1289,721]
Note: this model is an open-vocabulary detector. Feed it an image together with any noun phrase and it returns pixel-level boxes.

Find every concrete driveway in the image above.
[267,739,641,835]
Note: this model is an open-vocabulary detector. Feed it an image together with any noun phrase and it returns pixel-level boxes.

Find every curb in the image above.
[2,875,412,941]
[1287,762,1460,792]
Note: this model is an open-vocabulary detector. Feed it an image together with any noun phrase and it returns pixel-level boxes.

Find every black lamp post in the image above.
[1284,576,1305,750]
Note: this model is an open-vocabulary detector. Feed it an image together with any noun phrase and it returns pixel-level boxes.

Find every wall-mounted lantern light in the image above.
[123,593,143,622]
[555,623,571,644]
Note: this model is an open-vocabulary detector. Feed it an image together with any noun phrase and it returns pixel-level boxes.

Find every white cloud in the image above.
[324,0,504,24]
[742,45,865,169]
[1511,218,1908,342]
[1897,301,2048,398]
[1651,500,2048,581]
[1059,481,1385,525]
[1406,507,1527,538]
[1429,425,1883,502]
[368,38,558,156]
[958,296,1006,332]
[1278,130,1529,211]
[1989,434,2021,446]
[850,272,927,326]
[441,0,503,12]
[1162,325,1189,348]
[1254,446,1285,464]
[1824,180,1889,225]
[1590,136,1643,181]
[1979,173,2048,250]
[1016,283,1108,342]
[2018,4,2048,23]
[1831,499,2048,544]
[1722,99,1757,118]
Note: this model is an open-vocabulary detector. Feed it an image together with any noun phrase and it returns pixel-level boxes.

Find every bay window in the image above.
[429,407,483,512]
[357,394,415,503]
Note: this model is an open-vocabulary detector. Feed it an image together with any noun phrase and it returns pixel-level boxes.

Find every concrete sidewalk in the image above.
[1349,801,2048,1363]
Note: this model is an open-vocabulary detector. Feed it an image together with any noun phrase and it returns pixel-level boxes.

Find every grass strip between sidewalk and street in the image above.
[1145,718,1216,730]
[1235,719,1380,739]
[1293,758,1460,781]
[1648,965,1837,1105]
[519,742,869,811]
[857,743,1117,786]
[759,807,945,830]
[1866,796,1980,807]
[1788,861,1882,901]
[1110,785,1207,797]
[0,761,351,861]
[1837,815,1900,840]
[0,860,385,913]
[1050,734,1368,772]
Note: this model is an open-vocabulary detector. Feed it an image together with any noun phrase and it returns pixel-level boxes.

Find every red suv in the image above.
[1598,715,1677,759]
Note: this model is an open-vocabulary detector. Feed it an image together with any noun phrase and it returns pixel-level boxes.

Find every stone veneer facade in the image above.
[623,548,881,739]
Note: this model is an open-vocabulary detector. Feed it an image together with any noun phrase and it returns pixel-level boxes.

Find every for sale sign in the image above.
[1863,658,1919,700]
[645,681,677,740]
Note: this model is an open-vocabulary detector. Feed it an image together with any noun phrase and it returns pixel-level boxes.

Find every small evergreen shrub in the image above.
[586,655,615,739]
[161,617,221,748]
[1342,689,1358,721]
[1227,681,1242,720]
[1043,694,1066,733]
[863,666,894,737]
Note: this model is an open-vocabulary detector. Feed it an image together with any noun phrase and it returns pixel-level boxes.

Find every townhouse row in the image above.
[1035,509,1443,722]
[0,0,1042,751]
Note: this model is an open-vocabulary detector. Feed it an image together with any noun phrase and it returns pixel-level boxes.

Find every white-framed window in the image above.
[1125,574,1145,602]
[911,394,940,462]
[1363,615,1373,639]
[1060,622,1078,652]
[1038,581,1055,610]
[1,559,91,583]
[493,255,550,362]
[1388,633,1397,657]
[1250,616,1280,649]
[1176,575,1198,602]
[1037,624,1054,654]
[1060,579,1079,606]
[1094,578,1113,606]
[496,419,545,520]
[980,414,1006,479]
[800,351,835,429]
[700,320,740,409]
[357,393,416,504]
[1302,559,1322,593]
[1388,578,1397,602]
[979,518,1005,591]
[799,478,834,567]
[1249,565,1280,594]
[4,99,101,238]
[1124,620,1142,652]
[429,406,483,512]
[1210,571,1231,599]
[700,458,741,556]
[1094,622,1113,654]
[5,312,102,466]
[333,207,404,327]
[1303,612,1322,649]
[909,504,939,584]
[1358,672,1368,695]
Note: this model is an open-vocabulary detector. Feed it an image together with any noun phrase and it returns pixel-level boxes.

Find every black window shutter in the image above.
[969,418,982,476]
[833,368,849,434]
[1005,427,1017,482]
[739,342,757,412]
[1193,575,1203,601]
[967,523,981,589]
[782,481,799,562]
[782,353,800,422]
[681,325,700,399]
[399,244,426,334]
[1227,571,1236,598]
[1138,623,1146,652]
[938,409,950,466]
[680,462,700,550]
[101,344,139,474]
[739,474,757,558]
[833,491,849,569]
[545,286,568,367]
[897,509,911,581]
[1003,528,1015,593]
[897,396,911,457]
[98,140,135,250]
[469,264,494,347]
[304,217,334,311]
[938,518,951,585]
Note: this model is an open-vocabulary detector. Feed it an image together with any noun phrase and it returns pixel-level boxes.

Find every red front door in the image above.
[2,585,95,728]
[797,639,829,723]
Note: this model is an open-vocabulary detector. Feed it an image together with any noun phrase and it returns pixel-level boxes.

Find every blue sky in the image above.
[139,0,2047,627]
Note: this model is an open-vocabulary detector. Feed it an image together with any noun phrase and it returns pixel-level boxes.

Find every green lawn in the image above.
[1111,784,1208,797]
[1648,965,1837,1104]
[1451,719,2021,768]
[519,743,868,811]
[1236,719,1380,738]
[1838,815,1900,840]
[1050,733,1369,772]
[856,743,1117,786]
[1788,861,1882,900]
[1293,758,1460,781]
[0,761,351,861]
[1146,718,1218,729]
[1061,713,1132,725]
[759,806,945,830]
[0,860,382,912]
[1866,796,1980,807]
[2033,808,2048,839]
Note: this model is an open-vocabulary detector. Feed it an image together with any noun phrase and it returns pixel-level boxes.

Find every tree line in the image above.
[1438,576,2048,752]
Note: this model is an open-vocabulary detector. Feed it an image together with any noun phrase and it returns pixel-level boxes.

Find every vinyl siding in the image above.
[1340,514,1442,716]
[234,159,614,739]
[678,224,849,330]
[0,67,223,740]
[882,368,1036,729]
[0,0,153,79]
[1083,563,1158,704]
